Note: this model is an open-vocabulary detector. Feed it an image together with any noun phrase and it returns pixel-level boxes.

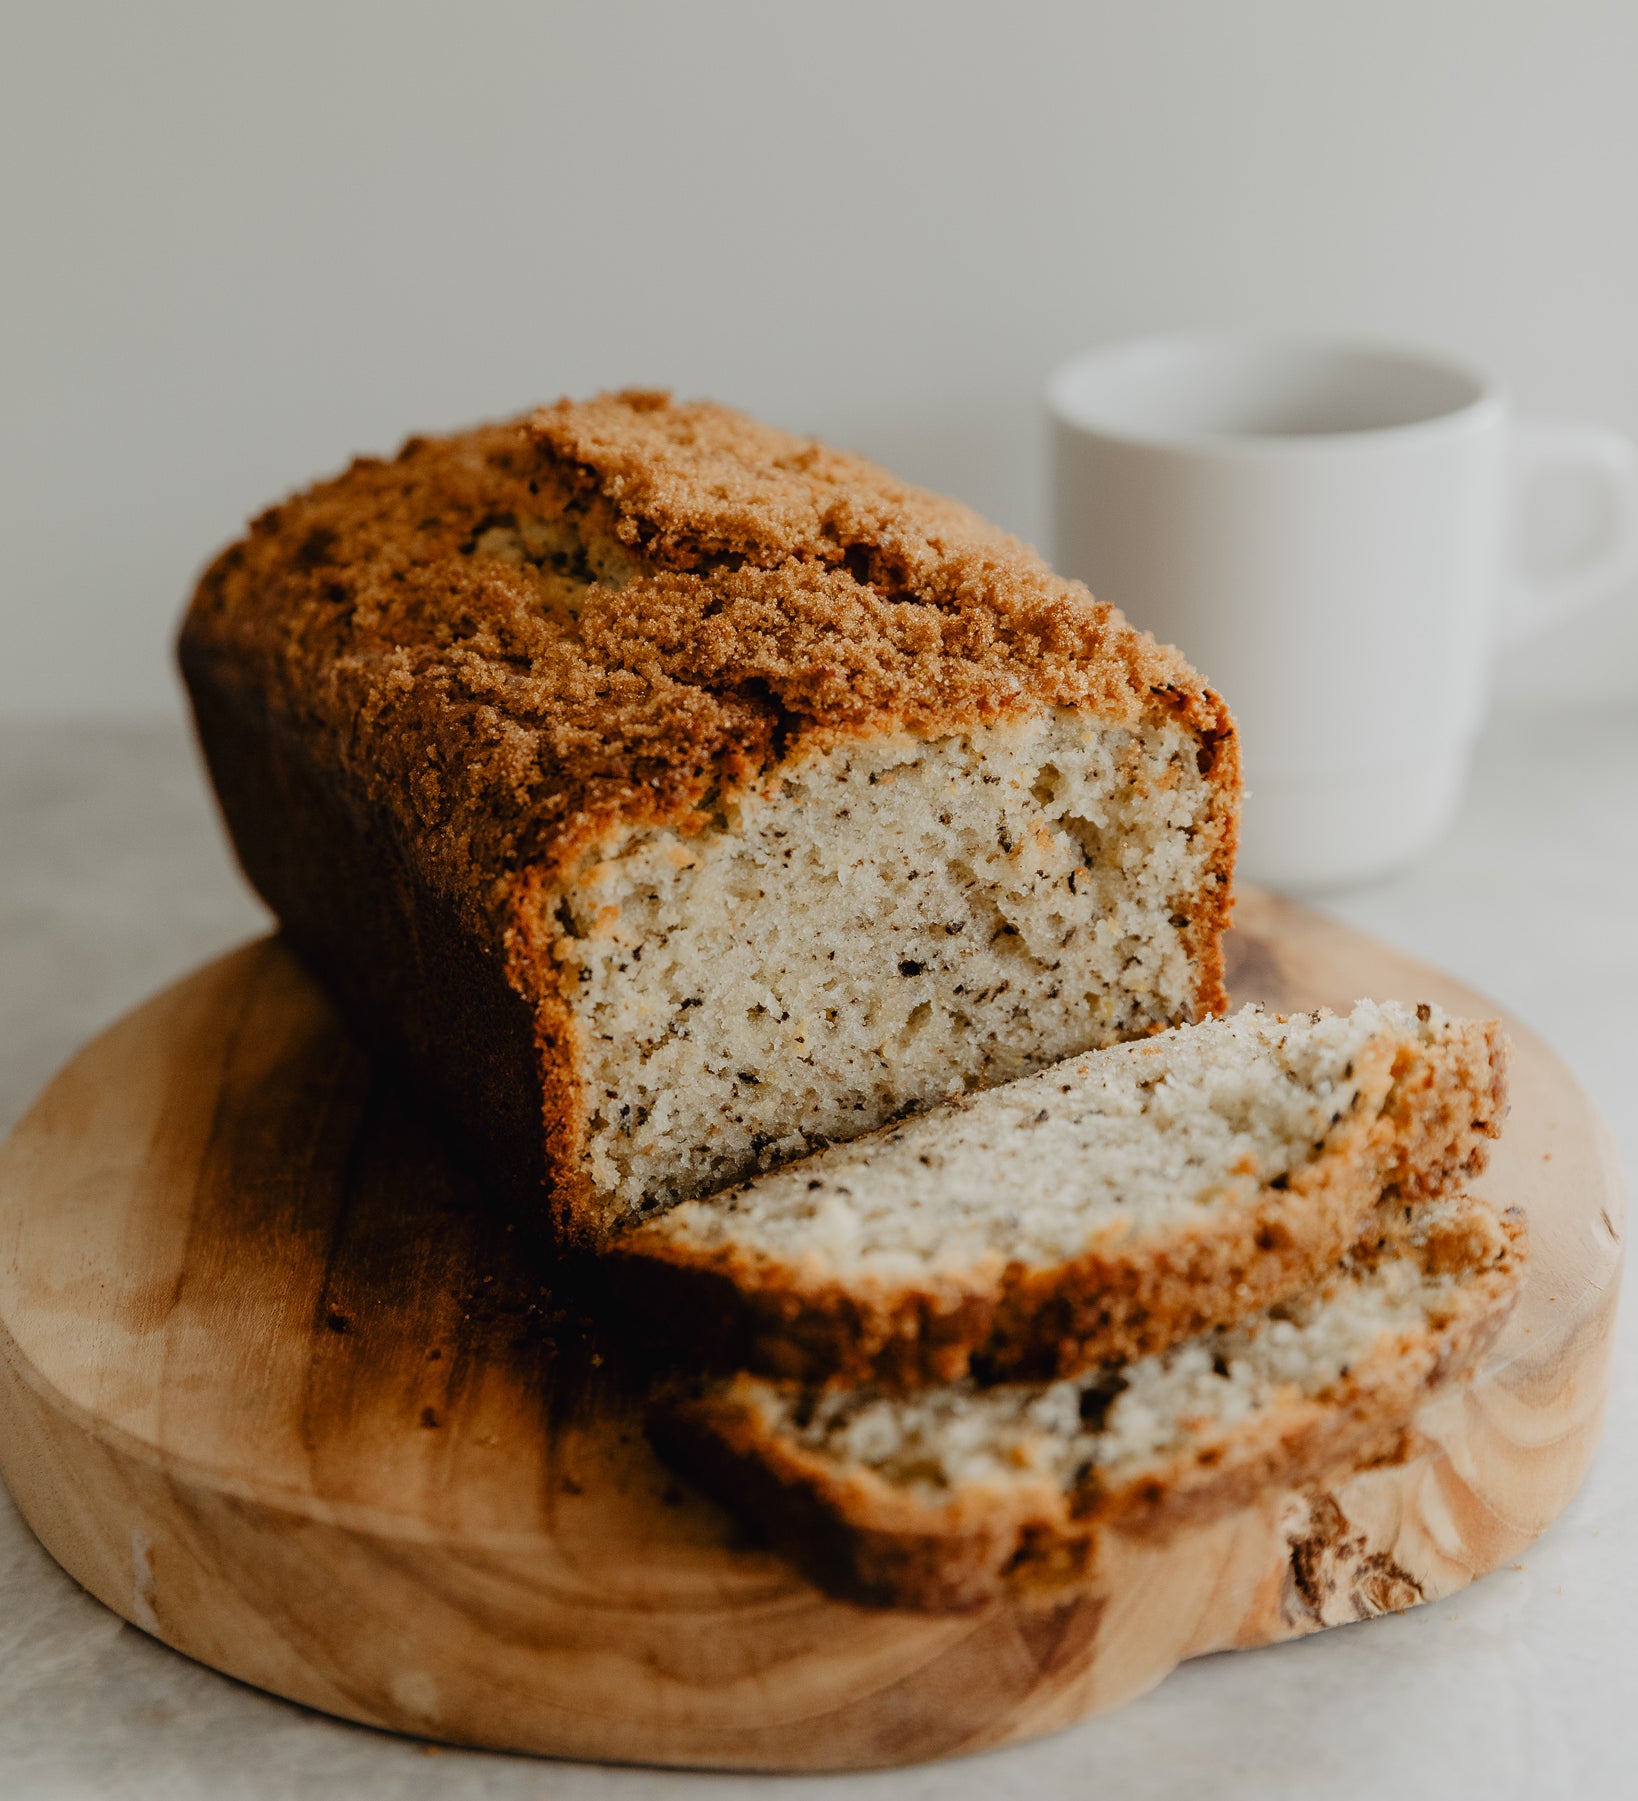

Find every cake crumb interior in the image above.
[551,710,1219,1227]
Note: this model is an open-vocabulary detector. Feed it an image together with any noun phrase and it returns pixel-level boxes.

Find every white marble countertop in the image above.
[2,703,1633,1801]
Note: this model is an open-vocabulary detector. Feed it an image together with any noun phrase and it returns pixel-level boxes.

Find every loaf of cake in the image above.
[180,392,1240,1244]
[613,1001,1508,1384]
[653,1190,1525,1611]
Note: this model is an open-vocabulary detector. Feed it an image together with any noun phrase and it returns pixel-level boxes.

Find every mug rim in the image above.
[1046,334,1506,453]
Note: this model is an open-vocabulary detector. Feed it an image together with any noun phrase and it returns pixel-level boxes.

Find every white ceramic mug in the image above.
[1047,337,1638,889]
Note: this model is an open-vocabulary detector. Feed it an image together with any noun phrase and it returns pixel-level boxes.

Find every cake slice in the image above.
[651,1191,1525,1612]
[612,1001,1508,1385]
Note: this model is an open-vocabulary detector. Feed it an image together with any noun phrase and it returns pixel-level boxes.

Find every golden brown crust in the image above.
[651,1202,1526,1613]
[180,391,1240,1238]
[612,1019,1509,1385]
[182,664,564,1223]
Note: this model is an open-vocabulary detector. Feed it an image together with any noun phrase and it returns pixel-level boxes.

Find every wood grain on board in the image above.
[0,890,1622,1770]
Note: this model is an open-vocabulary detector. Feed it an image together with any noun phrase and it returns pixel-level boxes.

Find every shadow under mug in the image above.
[1047,337,1638,890]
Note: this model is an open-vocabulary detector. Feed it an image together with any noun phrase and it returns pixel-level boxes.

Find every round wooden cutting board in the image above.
[0,891,1622,1771]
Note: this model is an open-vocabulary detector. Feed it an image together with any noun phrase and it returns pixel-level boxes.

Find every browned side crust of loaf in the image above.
[611,1018,1509,1385]
[180,393,1239,1243]
[183,665,561,1221]
[652,1201,1526,1613]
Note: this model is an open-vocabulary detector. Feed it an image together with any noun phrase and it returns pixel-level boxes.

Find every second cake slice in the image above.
[612,1001,1507,1385]
[650,1190,1525,1611]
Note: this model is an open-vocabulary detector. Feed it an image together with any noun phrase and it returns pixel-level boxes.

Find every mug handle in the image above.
[1503,420,1638,644]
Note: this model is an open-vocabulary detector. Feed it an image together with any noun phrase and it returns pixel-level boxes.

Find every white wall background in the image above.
[4,0,1636,720]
